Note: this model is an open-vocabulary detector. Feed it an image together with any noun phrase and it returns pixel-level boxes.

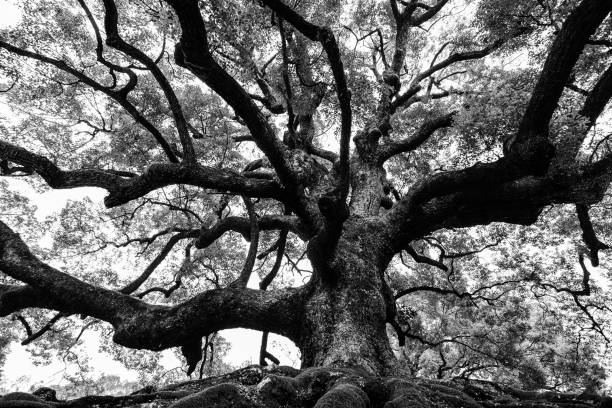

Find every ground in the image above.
[0,365,608,408]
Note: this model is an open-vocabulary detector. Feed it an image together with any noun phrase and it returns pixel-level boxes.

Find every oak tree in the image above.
[1,0,612,405]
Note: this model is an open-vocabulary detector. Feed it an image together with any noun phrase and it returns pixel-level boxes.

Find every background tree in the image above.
[1,0,612,405]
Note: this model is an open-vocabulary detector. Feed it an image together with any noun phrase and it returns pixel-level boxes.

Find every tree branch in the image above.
[0,221,306,358]
[0,37,179,163]
[256,0,352,202]
[102,0,196,162]
[120,229,198,295]
[409,0,450,26]
[0,140,286,208]
[387,152,612,251]
[555,63,612,165]
[229,197,260,288]
[377,112,455,163]
[195,213,307,249]
[386,1,612,237]
[21,312,66,346]
[517,0,612,141]
[410,40,504,86]
[260,235,288,291]
[165,0,315,226]
[404,245,448,271]
[576,204,609,267]
[536,254,608,340]
[395,276,530,302]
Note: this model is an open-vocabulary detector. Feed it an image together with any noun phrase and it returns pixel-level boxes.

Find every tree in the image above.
[1,0,612,405]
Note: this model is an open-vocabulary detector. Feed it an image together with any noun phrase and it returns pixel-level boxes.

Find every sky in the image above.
[0,1,21,29]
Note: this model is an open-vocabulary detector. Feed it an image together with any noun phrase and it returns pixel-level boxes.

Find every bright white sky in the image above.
[0,1,21,29]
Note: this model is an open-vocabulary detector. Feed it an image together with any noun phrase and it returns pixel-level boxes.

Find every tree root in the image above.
[2,365,607,408]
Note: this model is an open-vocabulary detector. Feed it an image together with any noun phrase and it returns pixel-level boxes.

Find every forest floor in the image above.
[0,365,608,408]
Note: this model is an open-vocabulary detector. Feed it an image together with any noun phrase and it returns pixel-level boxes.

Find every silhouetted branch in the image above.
[576,204,609,266]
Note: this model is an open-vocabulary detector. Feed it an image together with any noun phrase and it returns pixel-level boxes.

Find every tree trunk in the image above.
[298,217,397,375]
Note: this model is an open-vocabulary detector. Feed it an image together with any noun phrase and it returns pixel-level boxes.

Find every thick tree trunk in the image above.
[298,217,397,375]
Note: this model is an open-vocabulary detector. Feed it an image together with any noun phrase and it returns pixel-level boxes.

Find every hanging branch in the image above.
[537,254,608,341]
[404,244,448,271]
[576,204,609,267]
[279,19,296,138]
[258,227,288,365]
[21,312,66,345]
[229,197,260,288]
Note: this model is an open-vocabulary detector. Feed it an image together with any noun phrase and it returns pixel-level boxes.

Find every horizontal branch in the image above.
[0,221,305,356]
[387,153,612,249]
[395,277,531,302]
[0,140,286,207]
[195,214,308,249]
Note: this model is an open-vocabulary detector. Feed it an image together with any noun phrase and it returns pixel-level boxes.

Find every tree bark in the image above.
[298,217,397,375]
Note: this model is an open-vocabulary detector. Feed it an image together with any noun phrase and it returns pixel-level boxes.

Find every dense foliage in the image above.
[0,0,611,399]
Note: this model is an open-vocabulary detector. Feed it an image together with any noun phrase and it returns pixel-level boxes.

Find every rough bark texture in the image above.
[299,218,397,375]
[3,366,607,408]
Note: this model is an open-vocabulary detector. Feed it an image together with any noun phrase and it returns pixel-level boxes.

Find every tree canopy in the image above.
[0,0,612,403]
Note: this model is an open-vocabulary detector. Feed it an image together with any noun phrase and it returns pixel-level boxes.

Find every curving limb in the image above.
[0,221,306,356]
[0,140,286,208]
[377,112,455,163]
[0,37,179,163]
[229,197,260,288]
[387,0,612,239]
[163,0,316,227]
[101,0,196,162]
[403,244,448,271]
[576,204,609,267]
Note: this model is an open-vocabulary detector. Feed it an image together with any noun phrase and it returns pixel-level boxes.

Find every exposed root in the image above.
[2,365,607,408]
[0,393,52,408]
[313,384,369,408]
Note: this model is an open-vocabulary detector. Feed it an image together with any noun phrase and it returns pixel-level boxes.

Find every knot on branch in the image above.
[505,134,555,176]
[318,191,349,222]
[105,36,120,47]
[353,127,383,160]
[382,70,401,95]
[181,338,203,376]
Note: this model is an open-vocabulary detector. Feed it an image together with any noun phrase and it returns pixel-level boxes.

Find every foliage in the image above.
[0,0,611,399]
